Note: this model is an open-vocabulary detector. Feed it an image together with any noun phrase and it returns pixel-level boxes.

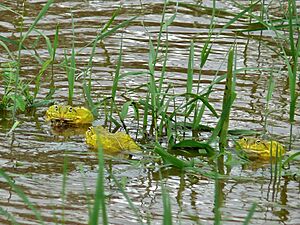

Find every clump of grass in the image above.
[0,0,54,119]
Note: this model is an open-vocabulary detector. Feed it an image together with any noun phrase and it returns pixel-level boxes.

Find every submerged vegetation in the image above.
[0,0,299,224]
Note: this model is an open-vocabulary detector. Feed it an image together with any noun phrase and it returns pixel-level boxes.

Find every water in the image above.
[0,0,300,224]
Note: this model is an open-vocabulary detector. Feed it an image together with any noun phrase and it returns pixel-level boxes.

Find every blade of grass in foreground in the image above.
[0,207,18,225]
[0,170,45,224]
[20,0,53,44]
[213,177,222,225]
[61,155,69,224]
[109,36,123,130]
[109,172,144,224]
[89,143,108,225]
[67,14,76,105]
[243,202,257,225]
[219,46,235,150]
[208,47,236,147]
[161,179,172,225]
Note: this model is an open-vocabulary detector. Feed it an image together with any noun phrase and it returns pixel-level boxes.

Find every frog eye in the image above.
[68,107,73,112]
[243,137,247,142]
[87,127,93,133]
[54,105,59,111]
[256,140,261,144]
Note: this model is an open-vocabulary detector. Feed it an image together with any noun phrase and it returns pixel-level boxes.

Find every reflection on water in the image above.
[0,0,300,224]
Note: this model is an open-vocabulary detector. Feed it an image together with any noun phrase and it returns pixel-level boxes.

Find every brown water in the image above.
[0,0,300,224]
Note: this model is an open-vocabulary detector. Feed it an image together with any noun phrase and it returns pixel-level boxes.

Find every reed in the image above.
[89,132,108,225]
[109,37,123,131]
[0,170,45,224]
[161,180,173,225]
[66,14,76,105]
[243,203,257,225]
[208,47,236,146]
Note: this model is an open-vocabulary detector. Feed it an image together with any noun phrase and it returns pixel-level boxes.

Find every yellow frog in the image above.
[236,137,285,159]
[46,105,94,124]
[85,126,141,153]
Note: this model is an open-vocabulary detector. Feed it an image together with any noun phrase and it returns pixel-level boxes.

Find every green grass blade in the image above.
[52,24,59,61]
[266,73,275,103]
[34,59,52,98]
[0,3,22,16]
[0,170,45,224]
[20,0,53,43]
[243,203,257,225]
[214,178,222,225]
[109,36,123,127]
[219,0,260,34]
[187,40,194,94]
[219,47,235,150]
[162,184,172,225]
[0,40,15,60]
[67,14,76,105]
[181,93,218,118]
[89,142,108,225]
[208,92,236,145]
[154,144,193,169]
[80,15,138,53]
[109,172,144,224]
[0,207,19,225]
[0,35,21,48]
[282,151,300,168]
[61,155,68,224]
[171,140,215,156]
[5,120,20,137]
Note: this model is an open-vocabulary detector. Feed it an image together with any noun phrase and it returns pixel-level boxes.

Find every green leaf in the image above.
[154,144,193,169]
[120,101,131,121]
[21,0,53,43]
[15,95,26,111]
[172,140,215,156]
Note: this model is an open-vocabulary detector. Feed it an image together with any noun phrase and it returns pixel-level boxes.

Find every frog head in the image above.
[237,137,285,159]
[46,105,94,124]
[45,105,63,121]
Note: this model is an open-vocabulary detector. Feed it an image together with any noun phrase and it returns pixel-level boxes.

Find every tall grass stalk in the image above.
[146,0,177,139]
[67,14,76,105]
[263,71,275,134]
[0,170,45,224]
[286,0,298,124]
[183,40,194,131]
[213,175,223,225]
[192,39,212,129]
[60,155,69,224]
[208,47,236,149]
[83,7,123,117]
[161,181,172,225]
[13,0,53,122]
[0,207,18,225]
[219,47,235,150]
[109,172,144,224]
[242,203,257,225]
[89,141,108,225]
[33,26,58,99]
[109,36,123,130]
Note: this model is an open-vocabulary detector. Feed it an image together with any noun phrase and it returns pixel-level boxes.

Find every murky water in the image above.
[0,0,300,224]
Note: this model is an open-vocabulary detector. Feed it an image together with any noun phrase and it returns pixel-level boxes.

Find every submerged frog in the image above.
[236,137,285,159]
[85,126,141,153]
[46,105,94,125]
